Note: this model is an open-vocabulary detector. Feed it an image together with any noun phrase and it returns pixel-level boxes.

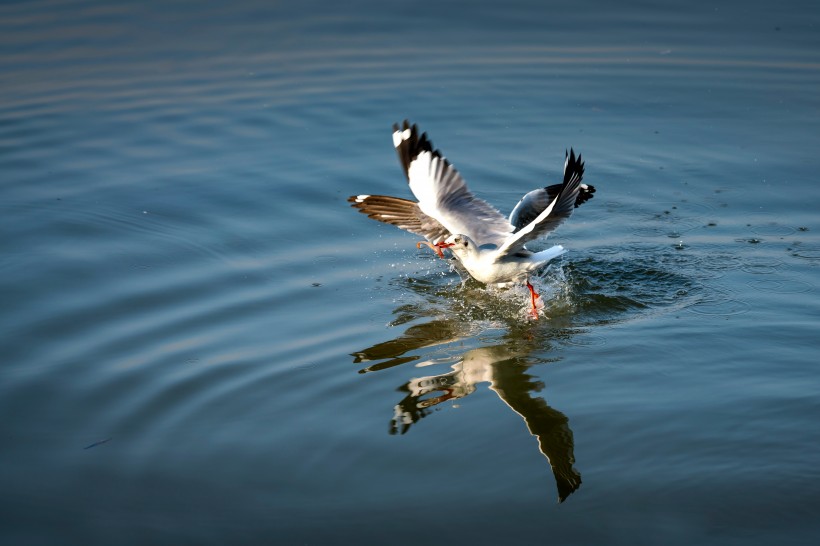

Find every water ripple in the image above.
[747,279,814,294]
[688,298,751,316]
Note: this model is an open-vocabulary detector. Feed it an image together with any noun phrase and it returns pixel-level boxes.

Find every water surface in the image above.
[2,1,820,544]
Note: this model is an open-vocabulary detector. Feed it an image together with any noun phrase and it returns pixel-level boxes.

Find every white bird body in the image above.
[443,235,566,285]
[350,121,595,315]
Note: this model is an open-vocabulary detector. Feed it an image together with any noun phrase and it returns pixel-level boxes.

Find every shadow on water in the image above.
[350,252,703,503]
[354,320,581,503]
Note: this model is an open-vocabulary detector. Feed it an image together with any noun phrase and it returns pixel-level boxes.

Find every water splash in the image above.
[385,249,702,328]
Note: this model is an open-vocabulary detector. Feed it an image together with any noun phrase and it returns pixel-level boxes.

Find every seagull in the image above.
[349,120,594,317]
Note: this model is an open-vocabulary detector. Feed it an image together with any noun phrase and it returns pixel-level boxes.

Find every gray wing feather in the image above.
[509,188,554,232]
[396,120,514,247]
[497,149,585,257]
[509,166,595,232]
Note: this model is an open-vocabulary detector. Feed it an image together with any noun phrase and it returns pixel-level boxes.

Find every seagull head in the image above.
[444,234,476,255]
[416,235,477,259]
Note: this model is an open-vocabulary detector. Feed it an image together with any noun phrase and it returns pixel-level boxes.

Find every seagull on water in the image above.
[349,120,594,317]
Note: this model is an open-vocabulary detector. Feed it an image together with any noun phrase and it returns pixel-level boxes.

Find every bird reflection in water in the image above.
[352,318,582,503]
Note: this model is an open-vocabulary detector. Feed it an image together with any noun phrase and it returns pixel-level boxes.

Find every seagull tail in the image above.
[531,245,566,265]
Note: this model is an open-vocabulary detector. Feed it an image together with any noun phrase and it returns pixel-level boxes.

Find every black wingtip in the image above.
[348,194,372,211]
[392,120,441,180]
[563,148,585,185]
[560,148,592,208]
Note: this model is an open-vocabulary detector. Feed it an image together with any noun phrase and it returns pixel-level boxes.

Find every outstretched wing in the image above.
[394,120,514,247]
[496,149,585,258]
[509,180,595,232]
[348,194,450,244]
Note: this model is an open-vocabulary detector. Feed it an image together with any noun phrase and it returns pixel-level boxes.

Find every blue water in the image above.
[2,1,820,544]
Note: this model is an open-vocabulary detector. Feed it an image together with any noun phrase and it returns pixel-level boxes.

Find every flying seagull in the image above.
[349,120,594,317]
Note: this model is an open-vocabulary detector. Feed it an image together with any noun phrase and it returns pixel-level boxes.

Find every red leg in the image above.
[526,280,540,317]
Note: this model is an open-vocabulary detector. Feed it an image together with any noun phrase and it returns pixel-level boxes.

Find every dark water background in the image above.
[2,1,819,544]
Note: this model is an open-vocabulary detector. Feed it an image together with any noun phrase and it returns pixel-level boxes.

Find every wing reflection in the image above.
[352,320,582,503]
